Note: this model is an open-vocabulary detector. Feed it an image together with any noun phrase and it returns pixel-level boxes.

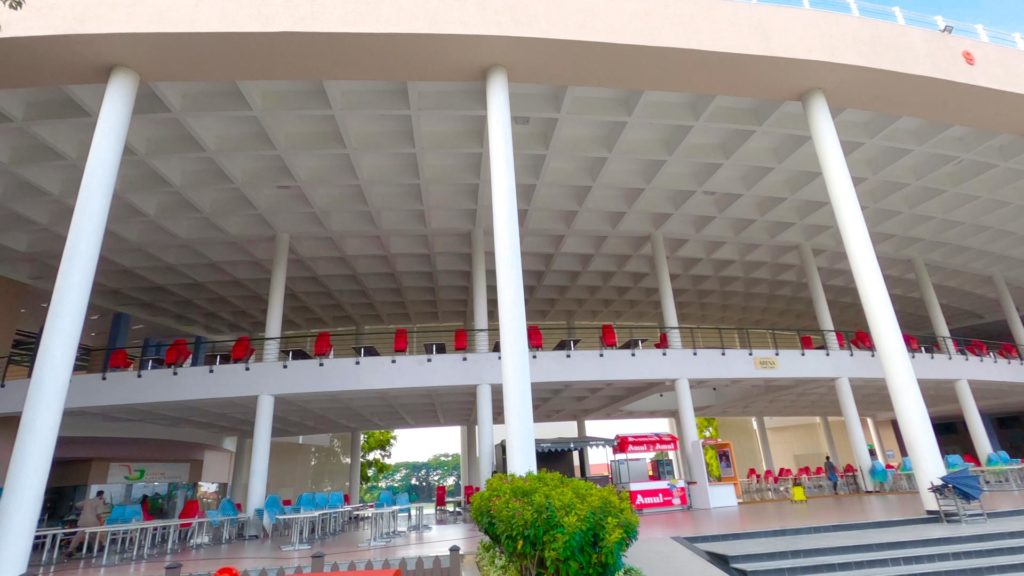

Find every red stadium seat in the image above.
[851,331,873,351]
[800,336,814,350]
[965,339,989,358]
[394,328,408,354]
[230,336,255,364]
[997,343,1020,360]
[164,339,192,369]
[108,348,133,371]
[654,332,669,350]
[527,325,543,351]
[314,332,333,365]
[454,328,468,352]
[601,324,618,349]
[903,334,921,353]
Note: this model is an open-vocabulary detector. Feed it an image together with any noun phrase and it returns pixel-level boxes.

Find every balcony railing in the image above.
[731,0,1024,50]
[1,324,1020,386]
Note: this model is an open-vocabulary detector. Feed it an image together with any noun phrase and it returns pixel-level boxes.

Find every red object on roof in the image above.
[613,433,678,454]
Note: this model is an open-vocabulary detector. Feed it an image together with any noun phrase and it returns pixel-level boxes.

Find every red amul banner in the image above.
[614,433,678,454]
[630,486,687,510]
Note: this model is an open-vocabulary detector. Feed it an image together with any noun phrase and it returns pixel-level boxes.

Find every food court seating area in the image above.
[89,323,1024,380]
[741,464,867,501]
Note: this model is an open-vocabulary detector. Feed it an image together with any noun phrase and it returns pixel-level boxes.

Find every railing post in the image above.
[797,329,805,357]
[311,550,325,572]
[745,329,753,356]
[449,545,462,576]
[690,327,697,356]
[824,330,830,357]
[718,327,726,356]
[769,330,779,356]
[164,562,183,576]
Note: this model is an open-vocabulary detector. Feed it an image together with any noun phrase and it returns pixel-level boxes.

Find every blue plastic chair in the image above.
[944,454,967,470]
[899,456,912,472]
[997,450,1021,465]
[314,492,328,510]
[263,494,286,525]
[869,461,890,486]
[105,505,128,525]
[125,504,144,523]
[218,498,238,518]
[327,492,344,509]
[377,490,394,508]
[297,492,317,512]
[396,492,410,514]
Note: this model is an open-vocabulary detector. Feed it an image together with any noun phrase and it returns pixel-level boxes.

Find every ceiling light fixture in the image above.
[512,116,531,126]
[132,324,145,330]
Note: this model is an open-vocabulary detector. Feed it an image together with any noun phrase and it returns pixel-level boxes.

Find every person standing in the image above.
[824,456,839,495]
[64,490,106,558]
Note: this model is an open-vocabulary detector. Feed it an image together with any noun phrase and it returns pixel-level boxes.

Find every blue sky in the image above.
[877,0,1024,32]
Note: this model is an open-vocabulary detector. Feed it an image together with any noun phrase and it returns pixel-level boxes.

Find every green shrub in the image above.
[471,471,639,576]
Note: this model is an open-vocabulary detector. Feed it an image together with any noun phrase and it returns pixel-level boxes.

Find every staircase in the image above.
[678,509,1024,575]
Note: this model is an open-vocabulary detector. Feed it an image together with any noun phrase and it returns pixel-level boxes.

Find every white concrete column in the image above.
[349,431,362,505]
[803,88,945,510]
[799,244,838,349]
[262,233,290,362]
[460,426,470,489]
[836,379,875,490]
[800,243,875,489]
[674,379,707,485]
[486,65,536,474]
[0,66,139,572]
[819,417,839,460]
[576,417,589,477]
[476,384,494,485]
[954,379,994,461]
[245,394,275,516]
[651,232,682,348]
[993,273,1024,348]
[754,416,774,472]
[866,417,885,461]
[913,258,951,349]
[230,438,252,503]
[467,424,479,487]
[915,259,994,460]
[472,228,490,354]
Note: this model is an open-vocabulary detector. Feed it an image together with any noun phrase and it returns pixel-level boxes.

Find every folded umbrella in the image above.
[940,467,983,501]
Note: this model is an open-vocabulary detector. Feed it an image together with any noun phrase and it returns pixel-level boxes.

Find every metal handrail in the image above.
[730,0,1024,51]
[1,324,1020,383]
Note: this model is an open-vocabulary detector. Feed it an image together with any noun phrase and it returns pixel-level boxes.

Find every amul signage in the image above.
[630,487,687,510]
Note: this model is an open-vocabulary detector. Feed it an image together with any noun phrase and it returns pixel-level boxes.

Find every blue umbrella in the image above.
[940,467,983,501]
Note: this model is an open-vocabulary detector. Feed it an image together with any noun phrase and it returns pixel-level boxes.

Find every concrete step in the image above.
[721,527,1024,565]
[732,536,1024,576]
[833,553,1024,576]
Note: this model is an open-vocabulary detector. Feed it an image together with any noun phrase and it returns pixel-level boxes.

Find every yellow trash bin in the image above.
[791,484,807,503]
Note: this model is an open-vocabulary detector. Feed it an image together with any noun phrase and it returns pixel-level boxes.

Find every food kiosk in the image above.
[611,433,687,513]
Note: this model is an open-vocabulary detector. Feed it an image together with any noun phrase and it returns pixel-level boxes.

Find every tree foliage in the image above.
[472,472,639,576]
[362,452,461,503]
[697,417,721,481]
[360,430,397,485]
[2,0,25,10]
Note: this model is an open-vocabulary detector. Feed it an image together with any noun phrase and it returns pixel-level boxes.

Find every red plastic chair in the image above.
[165,339,192,369]
[998,343,1020,360]
[885,463,896,470]
[654,332,669,350]
[527,325,543,351]
[108,348,133,371]
[235,502,243,513]
[600,324,618,349]
[394,328,408,354]
[763,469,777,484]
[314,332,333,365]
[965,339,989,358]
[903,334,921,354]
[178,498,200,529]
[800,336,814,351]
[453,328,468,353]
[464,485,475,505]
[851,331,873,351]
[835,332,846,350]
[813,466,825,476]
[434,486,448,520]
[230,336,255,364]
[282,499,293,507]
[746,468,760,481]
[343,493,350,505]
[963,453,981,467]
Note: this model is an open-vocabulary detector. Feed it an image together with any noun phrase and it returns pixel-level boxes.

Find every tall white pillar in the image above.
[245,394,275,516]
[800,243,875,489]
[486,65,536,474]
[477,384,494,485]
[349,431,362,505]
[674,379,707,485]
[866,418,885,462]
[230,438,252,503]
[576,417,590,477]
[651,232,682,348]
[915,259,994,460]
[954,379,994,460]
[819,417,839,460]
[754,416,774,472]
[912,258,951,349]
[467,424,479,487]
[993,273,1024,348]
[0,66,139,572]
[803,88,945,510]
[460,426,470,488]
[263,233,290,362]
[472,228,490,353]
